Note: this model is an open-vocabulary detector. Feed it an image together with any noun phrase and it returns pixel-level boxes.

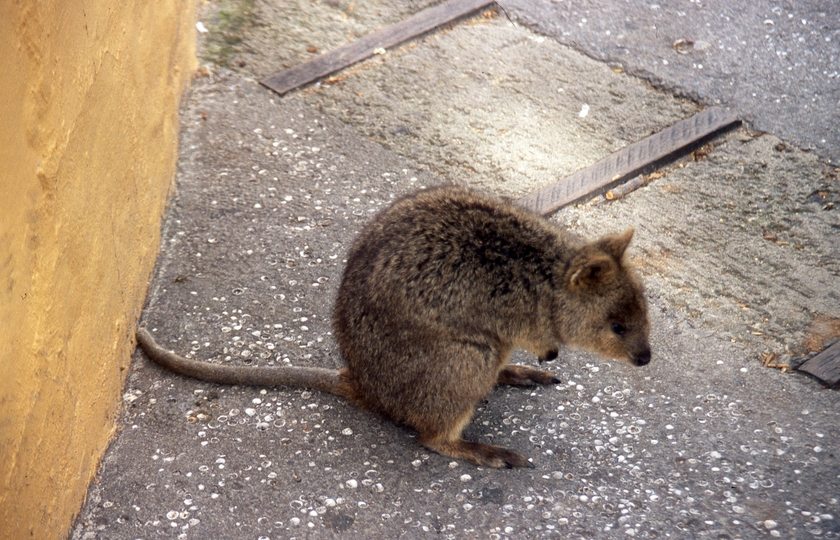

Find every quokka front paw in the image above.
[498,364,561,386]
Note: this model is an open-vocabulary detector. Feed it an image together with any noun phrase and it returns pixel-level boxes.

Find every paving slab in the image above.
[499,0,840,165]
[304,16,697,198]
[73,2,840,539]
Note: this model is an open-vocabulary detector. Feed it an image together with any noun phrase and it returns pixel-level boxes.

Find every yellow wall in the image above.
[0,0,196,537]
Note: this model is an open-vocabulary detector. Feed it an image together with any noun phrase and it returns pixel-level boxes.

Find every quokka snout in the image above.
[558,228,652,367]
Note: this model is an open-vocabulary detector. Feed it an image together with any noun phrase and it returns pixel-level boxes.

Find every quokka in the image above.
[138,185,651,468]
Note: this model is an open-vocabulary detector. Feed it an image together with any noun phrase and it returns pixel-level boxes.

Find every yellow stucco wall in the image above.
[0,1,196,537]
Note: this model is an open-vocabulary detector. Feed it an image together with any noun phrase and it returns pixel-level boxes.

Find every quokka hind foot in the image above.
[419,435,535,469]
[410,359,562,468]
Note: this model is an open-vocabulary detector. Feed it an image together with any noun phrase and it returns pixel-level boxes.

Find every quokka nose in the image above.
[634,350,651,366]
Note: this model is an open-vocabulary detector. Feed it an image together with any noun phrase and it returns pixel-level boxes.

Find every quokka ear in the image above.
[568,253,617,291]
[598,228,634,262]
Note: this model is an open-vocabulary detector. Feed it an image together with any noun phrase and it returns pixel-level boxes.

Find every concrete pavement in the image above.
[72,2,839,538]
[501,0,840,164]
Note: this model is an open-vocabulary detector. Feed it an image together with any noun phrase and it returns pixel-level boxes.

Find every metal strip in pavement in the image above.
[261,0,495,96]
[517,107,741,216]
[797,341,840,387]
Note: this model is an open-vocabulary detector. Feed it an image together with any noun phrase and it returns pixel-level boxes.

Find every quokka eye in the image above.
[611,322,627,335]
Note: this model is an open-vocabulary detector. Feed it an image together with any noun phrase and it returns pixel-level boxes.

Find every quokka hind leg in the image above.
[407,343,535,468]
[498,364,561,387]
[417,419,534,469]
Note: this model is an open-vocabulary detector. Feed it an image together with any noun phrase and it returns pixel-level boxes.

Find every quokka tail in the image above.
[136,328,348,397]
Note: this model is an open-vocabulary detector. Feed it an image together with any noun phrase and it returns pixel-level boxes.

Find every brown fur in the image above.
[138,185,651,469]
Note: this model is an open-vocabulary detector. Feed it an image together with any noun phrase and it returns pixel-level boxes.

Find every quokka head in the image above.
[557,228,651,367]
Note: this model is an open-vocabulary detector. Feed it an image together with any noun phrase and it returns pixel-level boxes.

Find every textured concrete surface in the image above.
[305,18,697,198]
[499,0,840,165]
[73,1,839,539]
